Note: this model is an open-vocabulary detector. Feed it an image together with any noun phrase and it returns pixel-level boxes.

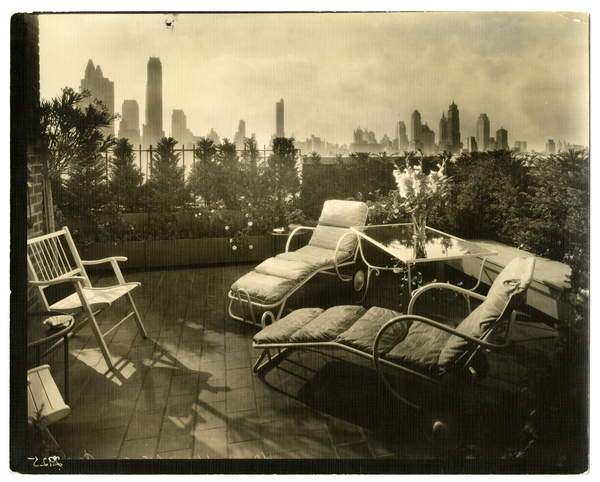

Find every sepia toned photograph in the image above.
[10,9,589,473]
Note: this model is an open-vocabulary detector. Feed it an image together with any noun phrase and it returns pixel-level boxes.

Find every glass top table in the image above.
[351,223,497,265]
[349,223,497,303]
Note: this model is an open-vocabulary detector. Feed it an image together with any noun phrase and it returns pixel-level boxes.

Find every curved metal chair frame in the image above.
[228,228,361,327]
[252,278,527,410]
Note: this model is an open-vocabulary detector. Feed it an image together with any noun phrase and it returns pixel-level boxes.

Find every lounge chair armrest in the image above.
[408,282,487,315]
[29,276,86,287]
[82,257,127,284]
[375,314,510,353]
[333,230,358,280]
[81,256,128,265]
[285,226,315,252]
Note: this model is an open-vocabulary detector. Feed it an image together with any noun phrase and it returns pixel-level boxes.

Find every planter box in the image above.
[446,239,572,321]
[79,235,274,270]
[146,235,272,268]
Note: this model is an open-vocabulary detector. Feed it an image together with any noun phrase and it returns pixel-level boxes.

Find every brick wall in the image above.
[16,14,47,310]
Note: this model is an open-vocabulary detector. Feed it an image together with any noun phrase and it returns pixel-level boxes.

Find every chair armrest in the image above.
[285,226,315,252]
[333,230,358,280]
[81,256,128,265]
[29,276,86,287]
[82,257,127,284]
[408,282,487,315]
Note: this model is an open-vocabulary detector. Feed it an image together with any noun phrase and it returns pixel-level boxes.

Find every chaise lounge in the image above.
[228,200,369,327]
[251,256,536,410]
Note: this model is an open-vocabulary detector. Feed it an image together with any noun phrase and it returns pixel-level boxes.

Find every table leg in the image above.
[63,334,69,405]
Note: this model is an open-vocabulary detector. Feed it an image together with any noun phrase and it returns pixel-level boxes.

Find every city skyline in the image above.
[39,13,589,151]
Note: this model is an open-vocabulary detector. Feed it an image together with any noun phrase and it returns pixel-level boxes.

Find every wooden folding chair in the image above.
[27,226,147,370]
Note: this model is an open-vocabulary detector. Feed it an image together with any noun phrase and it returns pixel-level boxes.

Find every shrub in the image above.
[110,137,143,212]
[146,137,189,213]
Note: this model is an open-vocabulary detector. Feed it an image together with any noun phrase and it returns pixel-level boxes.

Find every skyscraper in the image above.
[276,98,285,137]
[171,109,194,146]
[466,136,478,153]
[80,59,115,135]
[476,114,490,152]
[420,123,435,155]
[410,110,422,150]
[396,120,408,151]
[438,113,449,151]
[118,100,140,145]
[496,127,508,150]
[514,140,528,153]
[446,101,462,153]
[143,57,164,147]
[546,139,556,154]
[234,120,246,150]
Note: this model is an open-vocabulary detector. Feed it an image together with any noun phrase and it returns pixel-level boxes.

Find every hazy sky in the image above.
[39,12,589,151]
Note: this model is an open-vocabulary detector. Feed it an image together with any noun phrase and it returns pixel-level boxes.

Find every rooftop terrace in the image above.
[40,263,558,460]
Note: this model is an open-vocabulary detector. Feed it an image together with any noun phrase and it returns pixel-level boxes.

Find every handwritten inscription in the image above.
[27,455,63,468]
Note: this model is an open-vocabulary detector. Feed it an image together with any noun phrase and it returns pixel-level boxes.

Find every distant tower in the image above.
[396,120,408,150]
[171,109,194,146]
[447,101,461,153]
[514,140,528,153]
[80,59,115,135]
[234,120,246,150]
[143,57,164,147]
[420,123,436,155]
[546,139,556,154]
[496,127,508,150]
[410,110,422,147]
[276,99,285,137]
[118,100,140,144]
[466,136,478,153]
[438,113,448,150]
[476,114,490,152]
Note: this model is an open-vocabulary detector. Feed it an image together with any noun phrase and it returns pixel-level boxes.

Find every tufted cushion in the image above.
[317,200,369,229]
[290,305,366,343]
[336,306,408,354]
[437,257,536,370]
[255,257,316,281]
[385,320,453,374]
[230,271,296,304]
[253,308,324,344]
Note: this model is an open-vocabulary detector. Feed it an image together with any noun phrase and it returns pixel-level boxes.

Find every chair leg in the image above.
[127,292,148,339]
[85,306,115,371]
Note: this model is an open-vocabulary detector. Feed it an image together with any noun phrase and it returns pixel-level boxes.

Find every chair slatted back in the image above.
[27,227,91,310]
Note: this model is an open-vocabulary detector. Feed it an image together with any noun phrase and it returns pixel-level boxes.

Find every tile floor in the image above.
[35,263,558,460]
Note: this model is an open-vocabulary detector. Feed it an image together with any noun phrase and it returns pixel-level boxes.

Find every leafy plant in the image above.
[391,151,451,229]
[267,137,301,226]
[40,87,116,230]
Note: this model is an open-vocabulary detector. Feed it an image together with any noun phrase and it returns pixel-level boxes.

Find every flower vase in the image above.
[411,214,427,260]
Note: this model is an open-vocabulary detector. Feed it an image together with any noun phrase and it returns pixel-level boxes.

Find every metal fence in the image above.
[103,145,280,183]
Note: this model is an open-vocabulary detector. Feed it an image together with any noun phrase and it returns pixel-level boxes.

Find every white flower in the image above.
[225,225,230,231]
[248,244,254,250]
[247,221,253,227]
[229,238,233,243]
[245,213,250,218]
[232,245,238,251]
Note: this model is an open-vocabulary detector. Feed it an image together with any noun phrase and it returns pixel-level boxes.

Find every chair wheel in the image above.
[353,269,366,292]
